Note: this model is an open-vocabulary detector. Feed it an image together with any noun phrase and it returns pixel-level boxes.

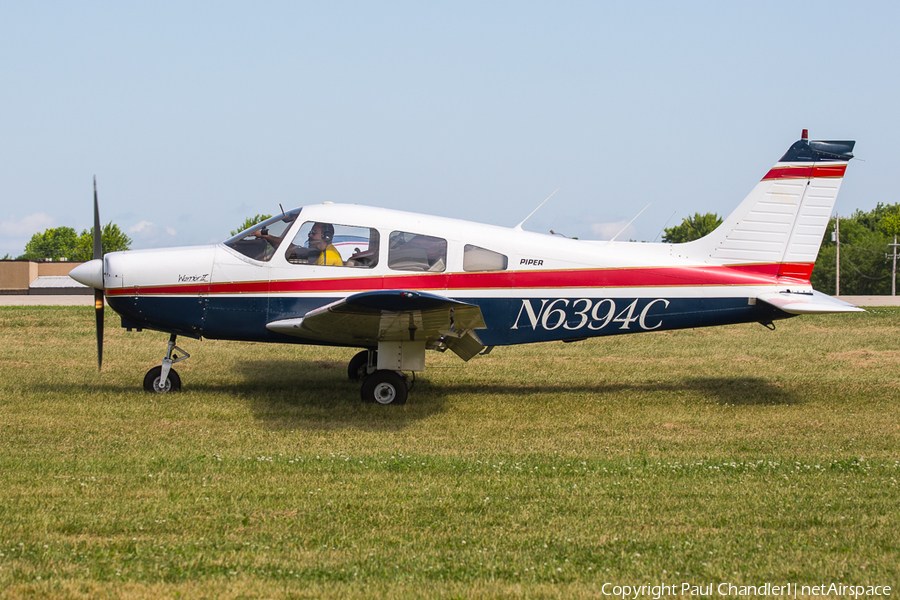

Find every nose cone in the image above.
[69,259,104,290]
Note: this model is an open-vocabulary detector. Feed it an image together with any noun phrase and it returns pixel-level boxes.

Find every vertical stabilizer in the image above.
[679,132,854,280]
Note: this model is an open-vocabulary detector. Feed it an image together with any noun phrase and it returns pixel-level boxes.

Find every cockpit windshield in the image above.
[223,209,302,261]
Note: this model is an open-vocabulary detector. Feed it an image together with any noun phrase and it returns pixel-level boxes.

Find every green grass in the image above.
[1,306,898,598]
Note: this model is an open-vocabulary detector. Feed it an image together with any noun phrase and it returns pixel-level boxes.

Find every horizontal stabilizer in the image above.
[757,290,864,315]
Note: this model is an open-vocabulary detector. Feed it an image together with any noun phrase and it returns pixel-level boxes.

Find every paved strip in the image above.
[0,295,94,306]
[837,296,900,307]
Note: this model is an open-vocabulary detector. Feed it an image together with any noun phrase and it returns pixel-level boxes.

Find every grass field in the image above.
[1,305,898,598]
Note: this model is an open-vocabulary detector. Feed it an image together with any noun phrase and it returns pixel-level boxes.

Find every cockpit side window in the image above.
[388,231,447,272]
[223,209,302,261]
[463,244,508,271]
[285,222,380,268]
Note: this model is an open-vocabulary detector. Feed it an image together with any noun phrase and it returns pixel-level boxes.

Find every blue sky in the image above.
[1,1,897,257]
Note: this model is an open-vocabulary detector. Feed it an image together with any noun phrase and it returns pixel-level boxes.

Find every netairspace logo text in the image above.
[600,582,891,599]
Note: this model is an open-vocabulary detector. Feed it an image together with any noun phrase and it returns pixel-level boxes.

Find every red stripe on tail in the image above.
[762,164,846,181]
[776,262,815,282]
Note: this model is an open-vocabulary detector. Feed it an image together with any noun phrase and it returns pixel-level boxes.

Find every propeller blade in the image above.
[93,176,102,260]
[95,289,104,370]
[93,176,104,371]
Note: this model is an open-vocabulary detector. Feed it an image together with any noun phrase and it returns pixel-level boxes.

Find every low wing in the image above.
[266,290,487,360]
[757,290,864,315]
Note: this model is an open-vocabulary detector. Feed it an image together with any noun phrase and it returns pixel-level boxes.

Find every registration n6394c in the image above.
[511,298,670,331]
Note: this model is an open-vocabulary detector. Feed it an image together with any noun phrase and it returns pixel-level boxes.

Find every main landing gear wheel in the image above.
[360,370,408,405]
[348,350,376,381]
[143,366,182,393]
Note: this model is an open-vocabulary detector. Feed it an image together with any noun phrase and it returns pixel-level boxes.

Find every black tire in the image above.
[143,366,182,393]
[360,370,408,405]
[348,350,375,381]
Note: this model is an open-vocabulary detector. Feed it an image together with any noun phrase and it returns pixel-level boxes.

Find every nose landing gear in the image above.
[144,334,190,393]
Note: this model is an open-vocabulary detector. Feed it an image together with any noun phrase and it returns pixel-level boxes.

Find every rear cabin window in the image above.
[388,231,447,272]
[285,222,380,268]
[463,244,508,272]
[223,210,301,261]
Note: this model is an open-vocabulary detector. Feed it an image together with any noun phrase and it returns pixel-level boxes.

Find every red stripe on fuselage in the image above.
[103,262,814,297]
[762,164,846,181]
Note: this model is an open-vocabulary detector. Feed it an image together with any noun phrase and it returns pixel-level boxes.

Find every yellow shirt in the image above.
[315,244,343,266]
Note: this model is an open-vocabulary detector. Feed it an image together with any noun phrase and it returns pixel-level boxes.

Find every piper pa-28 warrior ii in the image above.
[71,130,861,405]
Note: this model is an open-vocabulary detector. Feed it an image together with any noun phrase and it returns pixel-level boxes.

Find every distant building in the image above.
[0,260,90,295]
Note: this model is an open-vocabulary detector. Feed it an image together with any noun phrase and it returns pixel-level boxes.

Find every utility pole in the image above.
[835,216,840,296]
[890,234,898,296]
[879,212,900,296]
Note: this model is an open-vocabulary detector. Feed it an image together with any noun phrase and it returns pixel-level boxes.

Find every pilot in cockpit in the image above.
[306,222,342,266]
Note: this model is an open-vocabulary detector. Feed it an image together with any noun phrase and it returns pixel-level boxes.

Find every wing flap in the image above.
[442,329,485,361]
[757,290,864,315]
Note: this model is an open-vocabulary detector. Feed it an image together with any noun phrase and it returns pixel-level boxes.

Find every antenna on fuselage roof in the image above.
[279,203,285,217]
[608,203,651,242]
[654,210,677,243]
[514,187,561,231]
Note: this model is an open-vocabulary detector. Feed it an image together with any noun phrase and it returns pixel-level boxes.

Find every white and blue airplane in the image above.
[71,131,860,405]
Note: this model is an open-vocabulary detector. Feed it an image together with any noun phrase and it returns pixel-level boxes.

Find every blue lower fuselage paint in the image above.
[108,293,787,347]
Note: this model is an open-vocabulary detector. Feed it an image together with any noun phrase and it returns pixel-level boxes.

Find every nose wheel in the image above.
[144,334,190,394]
[143,365,182,393]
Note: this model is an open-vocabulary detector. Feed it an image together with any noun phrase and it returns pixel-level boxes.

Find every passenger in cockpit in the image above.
[253,227,284,249]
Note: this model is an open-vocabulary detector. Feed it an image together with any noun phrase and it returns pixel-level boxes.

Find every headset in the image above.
[319,223,335,242]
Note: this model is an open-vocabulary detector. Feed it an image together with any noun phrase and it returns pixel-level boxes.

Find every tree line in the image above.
[3,224,132,261]
[2,215,275,262]
[811,203,900,295]
[6,209,900,296]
